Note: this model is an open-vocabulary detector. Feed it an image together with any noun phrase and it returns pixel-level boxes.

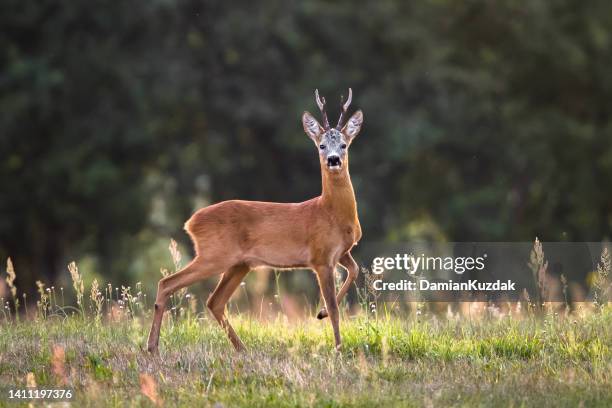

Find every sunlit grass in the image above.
[0,308,610,407]
[1,242,610,406]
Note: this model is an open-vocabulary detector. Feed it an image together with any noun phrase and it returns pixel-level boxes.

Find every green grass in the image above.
[0,308,611,407]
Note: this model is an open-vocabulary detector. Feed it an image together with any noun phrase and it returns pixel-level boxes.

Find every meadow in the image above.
[0,244,610,407]
[1,303,611,406]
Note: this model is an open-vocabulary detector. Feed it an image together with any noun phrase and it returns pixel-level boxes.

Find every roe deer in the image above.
[147,89,363,354]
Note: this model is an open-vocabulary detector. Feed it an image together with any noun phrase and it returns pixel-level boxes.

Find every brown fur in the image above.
[147,97,363,354]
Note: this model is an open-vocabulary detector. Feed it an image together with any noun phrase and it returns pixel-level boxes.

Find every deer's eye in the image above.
[341,144,347,149]
[319,144,326,150]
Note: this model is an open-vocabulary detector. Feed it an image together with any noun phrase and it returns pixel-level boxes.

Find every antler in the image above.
[315,89,330,130]
[336,88,353,129]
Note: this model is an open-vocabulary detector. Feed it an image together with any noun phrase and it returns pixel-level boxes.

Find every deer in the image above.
[147,89,363,354]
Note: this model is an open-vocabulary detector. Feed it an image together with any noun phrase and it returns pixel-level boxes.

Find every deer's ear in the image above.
[342,110,363,141]
[302,111,323,143]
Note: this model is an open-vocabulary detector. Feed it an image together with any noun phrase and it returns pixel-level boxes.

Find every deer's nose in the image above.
[327,156,341,167]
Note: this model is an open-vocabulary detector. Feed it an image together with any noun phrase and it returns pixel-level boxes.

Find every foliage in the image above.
[1,1,611,287]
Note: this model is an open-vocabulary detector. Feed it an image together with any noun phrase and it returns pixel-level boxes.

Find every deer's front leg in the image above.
[317,252,359,320]
[314,264,341,350]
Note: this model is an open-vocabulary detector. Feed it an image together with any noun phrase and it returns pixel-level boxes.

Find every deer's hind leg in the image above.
[207,264,250,351]
[147,257,224,354]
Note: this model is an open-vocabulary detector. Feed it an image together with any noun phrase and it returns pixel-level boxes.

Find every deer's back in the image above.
[185,199,330,267]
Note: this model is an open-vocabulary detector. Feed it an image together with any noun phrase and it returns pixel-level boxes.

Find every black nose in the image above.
[327,156,341,167]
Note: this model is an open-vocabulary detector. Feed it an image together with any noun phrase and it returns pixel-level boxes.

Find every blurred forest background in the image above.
[1,1,611,297]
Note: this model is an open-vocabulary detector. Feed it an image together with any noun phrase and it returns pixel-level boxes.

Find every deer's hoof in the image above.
[316,308,328,319]
[147,344,159,355]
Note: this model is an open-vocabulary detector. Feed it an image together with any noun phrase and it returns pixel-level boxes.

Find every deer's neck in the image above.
[320,163,358,224]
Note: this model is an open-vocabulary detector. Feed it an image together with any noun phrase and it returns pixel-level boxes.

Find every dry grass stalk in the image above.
[560,274,569,314]
[26,372,37,388]
[5,257,19,313]
[528,237,548,311]
[35,280,49,319]
[140,373,162,406]
[52,345,68,385]
[90,279,104,320]
[68,261,84,310]
[593,247,611,309]
[357,266,380,318]
[167,239,187,310]
[169,238,182,272]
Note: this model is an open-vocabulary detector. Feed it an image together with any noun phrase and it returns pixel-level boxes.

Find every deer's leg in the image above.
[147,257,220,354]
[315,265,342,350]
[317,252,359,320]
[207,264,250,351]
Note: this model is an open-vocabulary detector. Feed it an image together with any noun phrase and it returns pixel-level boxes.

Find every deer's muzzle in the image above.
[327,155,341,169]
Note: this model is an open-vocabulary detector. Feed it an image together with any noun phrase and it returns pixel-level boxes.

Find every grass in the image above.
[0,307,610,407]
[1,241,610,406]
